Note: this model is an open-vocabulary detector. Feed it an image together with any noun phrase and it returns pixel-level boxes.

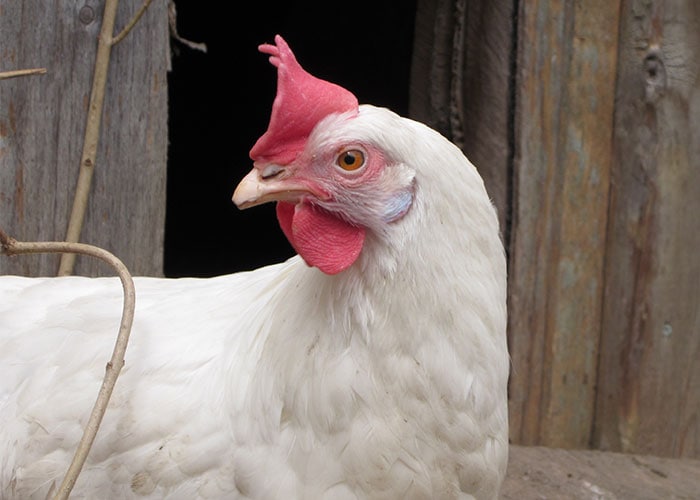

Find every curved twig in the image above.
[167,1,207,53]
[0,229,137,500]
[112,0,154,46]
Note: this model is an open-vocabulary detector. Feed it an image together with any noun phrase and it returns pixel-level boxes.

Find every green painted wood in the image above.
[507,0,620,448]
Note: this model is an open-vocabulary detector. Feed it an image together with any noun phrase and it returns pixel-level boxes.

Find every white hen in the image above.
[0,35,509,499]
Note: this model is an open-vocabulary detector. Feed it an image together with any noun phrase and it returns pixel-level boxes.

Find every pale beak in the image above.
[232,167,317,209]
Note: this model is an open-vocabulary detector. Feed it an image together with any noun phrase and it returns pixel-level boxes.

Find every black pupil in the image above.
[343,153,355,165]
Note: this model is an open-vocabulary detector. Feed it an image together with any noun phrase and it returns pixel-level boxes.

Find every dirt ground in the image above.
[501,445,700,499]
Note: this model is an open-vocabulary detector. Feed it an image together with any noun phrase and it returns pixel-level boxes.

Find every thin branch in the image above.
[1,229,136,500]
[112,0,154,46]
[168,1,207,53]
[58,0,120,276]
[0,68,47,80]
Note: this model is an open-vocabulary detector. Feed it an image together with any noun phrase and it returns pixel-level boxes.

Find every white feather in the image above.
[1,105,508,499]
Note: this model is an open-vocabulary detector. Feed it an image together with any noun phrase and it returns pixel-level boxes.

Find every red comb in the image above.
[249,35,359,165]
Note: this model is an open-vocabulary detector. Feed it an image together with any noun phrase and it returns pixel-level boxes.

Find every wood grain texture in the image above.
[594,0,700,458]
[409,0,515,231]
[507,0,620,448]
[0,0,169,277]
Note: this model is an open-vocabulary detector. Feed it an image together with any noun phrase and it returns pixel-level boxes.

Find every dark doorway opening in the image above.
[164,2,417,277]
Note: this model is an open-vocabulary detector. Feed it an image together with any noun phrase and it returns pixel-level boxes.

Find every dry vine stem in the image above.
[0,229,137,500]
[0,68,47,80]
[58,0,153,276]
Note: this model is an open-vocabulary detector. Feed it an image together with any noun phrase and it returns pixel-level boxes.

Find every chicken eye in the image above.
[336,149,365,171]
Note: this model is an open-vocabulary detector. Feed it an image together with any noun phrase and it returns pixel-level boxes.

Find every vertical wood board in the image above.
[0,0,169,277]
[508,0,620,448]
[595,0,700,458]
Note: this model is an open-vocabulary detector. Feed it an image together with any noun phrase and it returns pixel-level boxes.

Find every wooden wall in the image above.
[508,0,620,450]
[595,0,700,458]
[0,1,169,277]
[412,0,700,458]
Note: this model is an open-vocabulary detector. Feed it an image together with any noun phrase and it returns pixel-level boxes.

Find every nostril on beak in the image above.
[261,164,284,180]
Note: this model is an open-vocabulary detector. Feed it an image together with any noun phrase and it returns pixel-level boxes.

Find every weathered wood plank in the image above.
[594,0,700,458]
[503,445,700,499]
[507,0,620,447]
[409,0,514,231]
[0,0,169,277]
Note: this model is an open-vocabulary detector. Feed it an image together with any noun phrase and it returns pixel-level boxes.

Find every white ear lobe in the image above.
[382,183,415,223]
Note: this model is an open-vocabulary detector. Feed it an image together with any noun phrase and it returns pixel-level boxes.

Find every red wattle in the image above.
[276,202,365,275]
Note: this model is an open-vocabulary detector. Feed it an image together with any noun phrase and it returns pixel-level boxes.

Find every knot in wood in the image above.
[643,49,666,103]
[78,5,95,25]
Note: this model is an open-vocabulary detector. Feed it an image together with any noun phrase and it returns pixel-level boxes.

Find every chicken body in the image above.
[1,41,508,500]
